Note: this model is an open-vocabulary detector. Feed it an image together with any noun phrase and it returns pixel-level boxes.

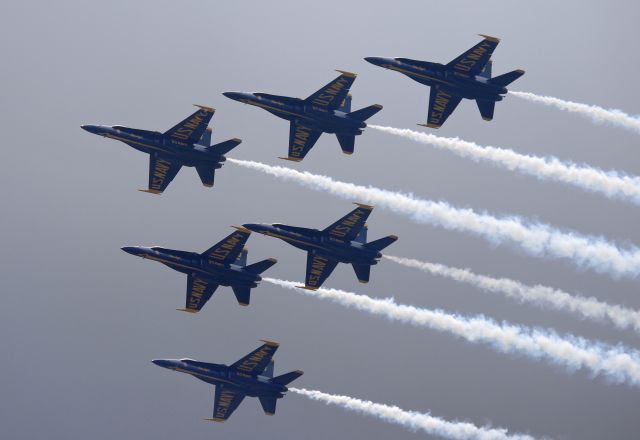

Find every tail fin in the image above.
[476,100,496,121]
[479,60,492,79]
[244,258,277,275]
[366,235,398,252]
[491,69,525,87]
[347,104,383,121]
[354,225,368,243]
[263,360,274,378]
[234,248,248,266]
[272,370,304,386]
[336,134,355,155]
[198,127,212,146]
[208,138,242,155]
[338,94,352,112]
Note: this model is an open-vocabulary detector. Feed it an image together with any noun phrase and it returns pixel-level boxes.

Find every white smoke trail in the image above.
[510,91,640,135]
[227,158,640,279]
[384,255,640,335]
[370,125,640,206]
[264,278,640,387]
[290,388,539,440]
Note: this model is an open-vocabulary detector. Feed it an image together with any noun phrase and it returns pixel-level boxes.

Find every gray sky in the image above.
[2,0,640,438]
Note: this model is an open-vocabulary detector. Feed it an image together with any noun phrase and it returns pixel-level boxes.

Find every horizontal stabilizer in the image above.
[352,263,371,284]
[347,104,383,122]
[232,285,251,307]
[366,235,398,252]
[272,370,304,386]
[209,138,242,155]
[491,69,525,87]
[244,258,277,274]
[336,134,355,155]
[196,166,215,187]
[476,99,496,121]
[259,396,278,415]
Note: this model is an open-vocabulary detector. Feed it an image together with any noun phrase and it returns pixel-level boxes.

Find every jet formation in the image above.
[366,35,524,128]
[122,227,276,312]
[153,340,303,421]
[82,34,525,423]
[82,106,241,193]
[244,203,397,290]
[223,70,382,161]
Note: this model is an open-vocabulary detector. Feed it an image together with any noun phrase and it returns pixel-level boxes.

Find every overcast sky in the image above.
[2,1,640,439]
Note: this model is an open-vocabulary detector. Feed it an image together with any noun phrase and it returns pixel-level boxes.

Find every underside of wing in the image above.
[446,35,499,77]
[231,340,279,376]
[282,121,322,162]
[207,385,245,422]
[164,105,215,145]
[304,252,339,290]
[202,228,251,266]
[422,86,462,129]
[305,70,356,112]
[323,203,372,242]
[142,153,182,194]
[180,274,219,313]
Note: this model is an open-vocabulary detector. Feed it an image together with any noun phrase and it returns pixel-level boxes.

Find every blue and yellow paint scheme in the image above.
[81,105,242,193]
[223,71,383,161]
[365,35,525,128]
[122,227,276,311]
[244,203,397,289]
[152,340,303,422]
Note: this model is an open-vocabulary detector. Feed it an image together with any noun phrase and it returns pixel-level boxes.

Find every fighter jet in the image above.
[365,35,525,128]
[122,227,276,311]
[223,70,382,161]
[81,105,241,193]
[152,340,303,422]
[244,203,397,290]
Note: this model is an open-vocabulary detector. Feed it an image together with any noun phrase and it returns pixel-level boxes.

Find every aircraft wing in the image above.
[422,86,462,129]
[164,105,215,144]
[231,340,279,375]
[305,70,356,111]
[179,274,219,313]
[207,385,246,422]
[282,121,322,162]
[322,203,373,242]
[143,153,182,194]
[304,251,339,290]
[446,35,499,76]
[201,228,251,266]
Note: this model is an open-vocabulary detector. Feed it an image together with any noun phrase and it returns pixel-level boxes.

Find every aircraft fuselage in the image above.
[121,246,260,287]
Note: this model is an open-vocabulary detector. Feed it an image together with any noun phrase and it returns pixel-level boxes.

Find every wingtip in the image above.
[259,339,280,347]
[194,104,215,112]
[278,156,303,162]
[176,308,198,313]
[482,117,493,121]
[335,69,357,78]
[354,202,374,209]
[232,225,252,233]
[297,285,319,291]
[266,257,278,264]
[138,189,162,195]
[478,34,500,43]
[204,417,226,422]
[417,123,440,129]
[231,137,242,143]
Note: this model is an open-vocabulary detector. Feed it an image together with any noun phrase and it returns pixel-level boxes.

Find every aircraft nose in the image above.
[121,246,146,257]
[81,124,103,135]
[364,57,390,67]
[152,359,172,369]
[222,92,248,102]
[242,223,268,234]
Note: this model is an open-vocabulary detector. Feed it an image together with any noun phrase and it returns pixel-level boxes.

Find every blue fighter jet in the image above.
[223,70,382,161]
[365,35,525,128]
[81,105,241,193]
[122,227,276,312]
[152,340,303,422]
[244,203,397,290]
